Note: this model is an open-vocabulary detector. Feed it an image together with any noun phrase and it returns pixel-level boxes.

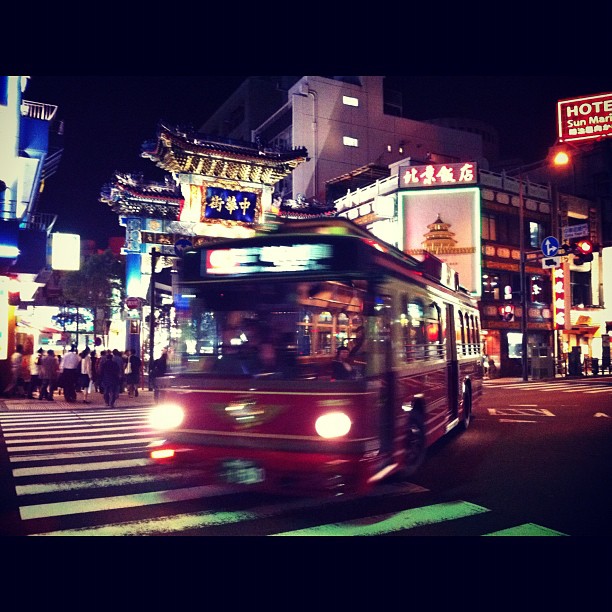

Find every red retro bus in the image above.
[148,218,483,496]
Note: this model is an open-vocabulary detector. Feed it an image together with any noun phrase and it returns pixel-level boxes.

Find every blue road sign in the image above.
[541,236,559,257]
[174,238,193,256]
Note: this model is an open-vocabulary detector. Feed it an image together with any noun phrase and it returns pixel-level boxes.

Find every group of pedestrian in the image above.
[4,345,144,407]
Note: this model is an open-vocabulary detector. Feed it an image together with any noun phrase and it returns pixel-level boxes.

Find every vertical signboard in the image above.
[552,265,565,330]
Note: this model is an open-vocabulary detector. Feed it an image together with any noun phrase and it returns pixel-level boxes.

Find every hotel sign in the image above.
[400,162,477,188]
[557,92,612,144]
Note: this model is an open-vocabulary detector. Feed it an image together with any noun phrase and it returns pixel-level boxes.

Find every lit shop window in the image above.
[507,332,523,359]
[342,95,359,107]
[343,136,359,147]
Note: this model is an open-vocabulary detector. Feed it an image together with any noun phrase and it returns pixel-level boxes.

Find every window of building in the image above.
[571,271,591,306]
[482,270,521,301]
[482,213,496,240]
[343,136,359,147]
[495,213,520,246]
[529,221,546,249]
[342,95,359,107]
[507,331,523,358]
[530,274,550,303]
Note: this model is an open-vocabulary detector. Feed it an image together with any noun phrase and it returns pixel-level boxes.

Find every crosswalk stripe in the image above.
[3,424,152,438]
[20,484,234,521]
[13,458,151,477]
[7,437,157,452]
[16,469,196,495]
[9,448,146,463]
[271,500,489,536]
[0,408,150,423]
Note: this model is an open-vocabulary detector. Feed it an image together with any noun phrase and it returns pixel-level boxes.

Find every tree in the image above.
[60,250,125,342]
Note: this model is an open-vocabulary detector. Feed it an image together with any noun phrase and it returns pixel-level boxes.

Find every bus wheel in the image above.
[401,410,426,478]
[461,388,472,430]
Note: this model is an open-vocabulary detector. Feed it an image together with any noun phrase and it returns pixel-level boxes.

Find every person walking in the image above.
[61,345,81,403]
[125,349,142,397]
[151,348,168,401]
[99,351,121,408]
[39,349,60,401]
[79,347,93,403]
[94,350,104,393]
[4,344,26,397]
[28,348,44,399]
[112,349,126,394]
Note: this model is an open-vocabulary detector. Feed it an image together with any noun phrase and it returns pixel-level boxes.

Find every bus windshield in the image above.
[174,278,368,380]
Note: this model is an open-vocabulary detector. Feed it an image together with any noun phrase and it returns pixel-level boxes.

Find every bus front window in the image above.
[174,280,367,380]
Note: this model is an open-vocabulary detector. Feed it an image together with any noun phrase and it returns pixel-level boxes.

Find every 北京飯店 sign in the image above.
[400,162,477,188]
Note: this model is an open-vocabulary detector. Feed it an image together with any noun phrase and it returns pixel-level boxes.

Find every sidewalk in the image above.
[0,387,156,412]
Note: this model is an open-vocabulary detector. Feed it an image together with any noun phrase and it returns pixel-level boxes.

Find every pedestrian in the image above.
[99,351,121,408]
[39,349,60,401]
[95,350,105,393]
[28,348,44,399]
[151,348,168,401]
[61,345,81,403]
[4,344,26,397]
[112,349,126,393]
[79,347,92,404]
[125,349,142,397]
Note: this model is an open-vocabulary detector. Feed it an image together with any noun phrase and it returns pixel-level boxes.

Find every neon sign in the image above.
[553,266,565,330]
[204,243,334,275]
[400,162,477,188]
[557,92,612,144]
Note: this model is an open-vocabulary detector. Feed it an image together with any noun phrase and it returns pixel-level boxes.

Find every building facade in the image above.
[333,160,608,378]
[202,76,491,206]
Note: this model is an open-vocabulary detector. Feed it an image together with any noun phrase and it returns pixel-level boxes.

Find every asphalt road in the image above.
[0,377,610,536]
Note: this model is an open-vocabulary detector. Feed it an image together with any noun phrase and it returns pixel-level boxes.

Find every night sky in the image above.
[23,75,611,246]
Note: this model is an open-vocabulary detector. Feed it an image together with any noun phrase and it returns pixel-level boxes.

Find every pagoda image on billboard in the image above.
[406,213,476,292]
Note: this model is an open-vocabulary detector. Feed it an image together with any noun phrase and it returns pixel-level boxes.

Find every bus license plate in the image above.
[221,459,265,485]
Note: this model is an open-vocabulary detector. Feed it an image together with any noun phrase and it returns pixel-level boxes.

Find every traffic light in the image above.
[498,304,515,322]
[572,238,594,265]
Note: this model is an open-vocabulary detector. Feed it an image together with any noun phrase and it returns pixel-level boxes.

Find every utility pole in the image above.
[519,176,529,382]
[148,248,158,390]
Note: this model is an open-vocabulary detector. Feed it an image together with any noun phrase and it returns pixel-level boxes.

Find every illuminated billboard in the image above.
[398,187,481,297]
[50,233,80,270]
[557,92,612,144]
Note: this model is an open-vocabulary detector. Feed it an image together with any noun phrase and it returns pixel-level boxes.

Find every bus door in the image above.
[446,303,459,420]
[372,293,395,456]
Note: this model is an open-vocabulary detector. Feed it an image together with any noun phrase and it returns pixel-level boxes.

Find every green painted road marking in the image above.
[271,500,490,536]
[483,523,567,536]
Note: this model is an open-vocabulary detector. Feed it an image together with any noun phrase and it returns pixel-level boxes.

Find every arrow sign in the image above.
[541,236,559,257]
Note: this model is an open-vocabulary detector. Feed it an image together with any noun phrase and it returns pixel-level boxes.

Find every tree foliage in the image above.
[60,250,124,335]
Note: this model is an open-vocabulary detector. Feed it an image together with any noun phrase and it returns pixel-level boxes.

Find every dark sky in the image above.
[24,75,611,245]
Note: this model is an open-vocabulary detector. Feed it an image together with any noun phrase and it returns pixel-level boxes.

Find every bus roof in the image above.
[181,217,465,294]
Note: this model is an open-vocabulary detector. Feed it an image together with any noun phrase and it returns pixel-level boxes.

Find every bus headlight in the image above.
[315,412,352,439]
[149,403,185,430]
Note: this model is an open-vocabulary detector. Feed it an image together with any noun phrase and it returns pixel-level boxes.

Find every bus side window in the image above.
[402,297,426,362]
[428,301,445,359]
[457,310,466,355]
